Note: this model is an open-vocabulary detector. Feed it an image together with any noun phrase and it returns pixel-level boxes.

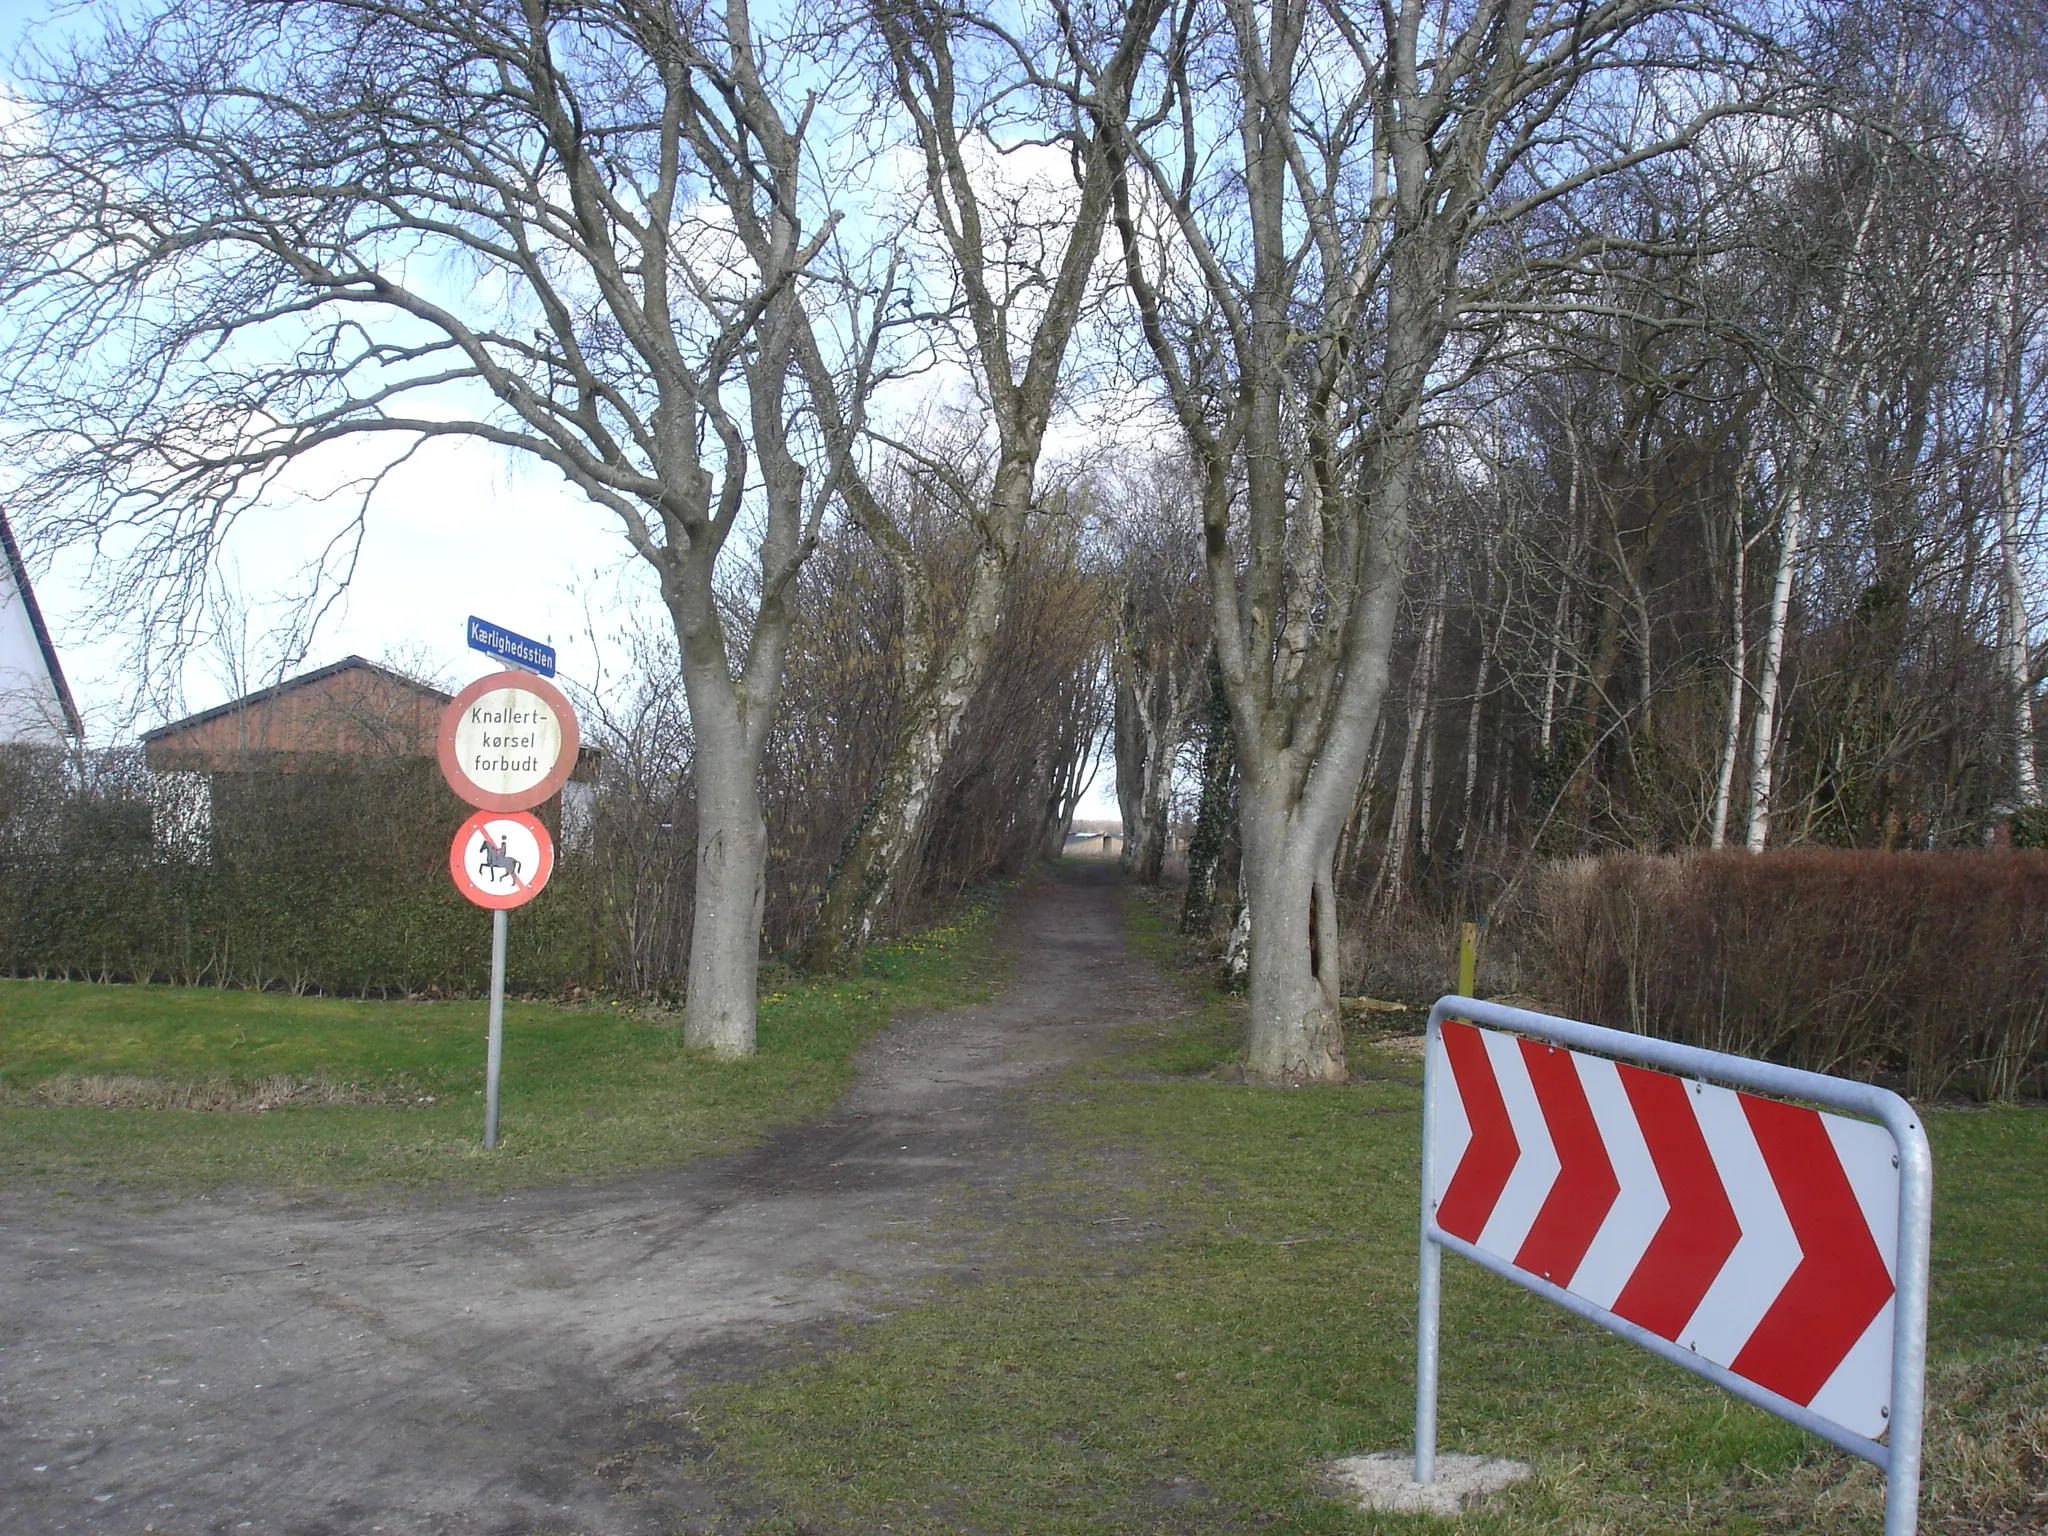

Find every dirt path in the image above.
[0,864,1182,1536]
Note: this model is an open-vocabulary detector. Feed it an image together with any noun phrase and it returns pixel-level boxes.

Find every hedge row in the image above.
[1537,849,2048,1100]
[0,747,596,997]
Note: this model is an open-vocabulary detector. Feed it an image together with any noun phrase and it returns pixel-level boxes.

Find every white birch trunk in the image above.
[1739,97,1892,852]
[1991,270,2041,807]
[1372,599,1442,911]
[1538,472,1579,756]
[1743,482,1804,852]
[1708,490,1748,848]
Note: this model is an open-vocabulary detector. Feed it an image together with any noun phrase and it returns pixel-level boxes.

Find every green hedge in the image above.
[0,747,596,997]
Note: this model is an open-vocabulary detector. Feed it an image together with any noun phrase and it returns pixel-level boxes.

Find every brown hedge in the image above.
[1537,849,2048,1100]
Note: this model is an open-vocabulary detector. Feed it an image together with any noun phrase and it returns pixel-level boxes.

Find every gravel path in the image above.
[0,863,1179,1535]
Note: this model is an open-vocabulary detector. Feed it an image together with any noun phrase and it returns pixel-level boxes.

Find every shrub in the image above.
[0,746,594,997]
[1536,849,2048,1100]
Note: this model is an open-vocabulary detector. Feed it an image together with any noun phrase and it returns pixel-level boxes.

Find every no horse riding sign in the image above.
[436,656,581,1149]
[449,808,554,909]
[437,668,579,910]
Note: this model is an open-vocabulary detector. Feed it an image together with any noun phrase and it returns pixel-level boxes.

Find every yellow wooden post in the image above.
[1458,921,1478,999]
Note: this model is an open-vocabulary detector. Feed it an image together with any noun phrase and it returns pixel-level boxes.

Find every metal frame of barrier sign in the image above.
[1416,995,1933,1536]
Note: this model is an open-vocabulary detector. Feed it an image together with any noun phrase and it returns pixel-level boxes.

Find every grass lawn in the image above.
[700,892,2048,1535]
[0,899,1002,1195]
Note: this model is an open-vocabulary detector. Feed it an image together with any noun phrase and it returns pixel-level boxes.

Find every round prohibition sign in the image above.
[450,809,555,910]
[438,670,581,812]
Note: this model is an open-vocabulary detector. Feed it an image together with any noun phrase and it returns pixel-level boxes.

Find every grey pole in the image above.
[1884,1120,1934,1536]
[1415,1007,1442,1484]
[483,907,507,1149]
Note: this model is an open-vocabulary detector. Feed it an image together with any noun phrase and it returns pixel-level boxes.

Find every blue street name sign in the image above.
[467,616,556,677]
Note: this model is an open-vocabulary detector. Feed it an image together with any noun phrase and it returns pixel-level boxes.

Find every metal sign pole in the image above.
[1886,1127,1935,1536]
[1415,1001,1443,1484]
[439,657,575,1151]
[484,908,507,1149]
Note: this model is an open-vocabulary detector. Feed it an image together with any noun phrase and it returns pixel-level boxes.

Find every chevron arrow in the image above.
[1732,1094,1898,1408]
[1428,1021,1902,1440]
[1513,1040,1619,1285]
[1434,1020,1519,1244]
[1609,1063,1741,1341]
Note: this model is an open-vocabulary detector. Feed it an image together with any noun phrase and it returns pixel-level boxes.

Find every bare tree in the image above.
[1974,17,2048,812]
[0,0,890,1054]
[1094,0,1757,1079]
[1035,647,1111,863]
[1105,460,1208,883]
[1178,649,1236,934]
[796,0,1169,972]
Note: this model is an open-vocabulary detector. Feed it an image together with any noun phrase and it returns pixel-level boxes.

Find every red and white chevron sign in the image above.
[1428,1020,1902,1438]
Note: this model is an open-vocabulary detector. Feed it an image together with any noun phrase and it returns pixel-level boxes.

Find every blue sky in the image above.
[0,0,1123,814]
[2,0,641,733]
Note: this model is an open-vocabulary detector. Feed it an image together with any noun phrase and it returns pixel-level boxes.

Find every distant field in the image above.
[0,903,1001,1194]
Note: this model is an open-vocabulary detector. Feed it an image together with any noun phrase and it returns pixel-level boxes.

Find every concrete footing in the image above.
[1323,1451,1532,1516]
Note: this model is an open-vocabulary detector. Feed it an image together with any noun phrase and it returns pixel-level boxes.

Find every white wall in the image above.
[0,555,72,745]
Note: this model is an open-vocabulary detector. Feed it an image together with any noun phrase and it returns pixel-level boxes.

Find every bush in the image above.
[0,746,595,997]
[1537,850,2048,1100]
[1340,900,1458,1004]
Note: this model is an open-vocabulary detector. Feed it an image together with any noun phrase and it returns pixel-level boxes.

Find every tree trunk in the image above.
[1708,486,1749,848]
[1538,463,1582,755]
[1181,650,1235,934]
[1112,663,1152,873]
[803,496,1016,972]
[1134,732,1174,882]
[1742,482,1803,852]
[671,467,796,1056]
[1741,155,1885,850]
[1454,587,1500,856]
[682,726,768,1056]
[1335,716,1382,890]
[1116,649,1198,884]
[1372,596,1443,911]
[1038,665,1106,860]
[1415,656,1440,863]
[806,653,981,970]
[1991,269,2041,808]
[1239,793,1345,1081]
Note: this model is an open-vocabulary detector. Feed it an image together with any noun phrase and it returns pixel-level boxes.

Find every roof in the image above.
[142,655,451,744]
[0,508,84,740]
[142,655,598,782]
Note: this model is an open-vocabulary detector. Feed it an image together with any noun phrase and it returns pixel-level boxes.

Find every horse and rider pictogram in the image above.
[449,810,553,910]
[476,832,525,888]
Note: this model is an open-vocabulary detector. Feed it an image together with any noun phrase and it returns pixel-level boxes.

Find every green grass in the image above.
[0,900,1003,1195]
[698,890,2048,1535]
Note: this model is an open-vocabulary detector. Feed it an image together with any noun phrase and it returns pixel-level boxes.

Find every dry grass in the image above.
[0,1072,409,1112]
[1734,1343,2048,1533]
[1923,1344,2048,1532]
